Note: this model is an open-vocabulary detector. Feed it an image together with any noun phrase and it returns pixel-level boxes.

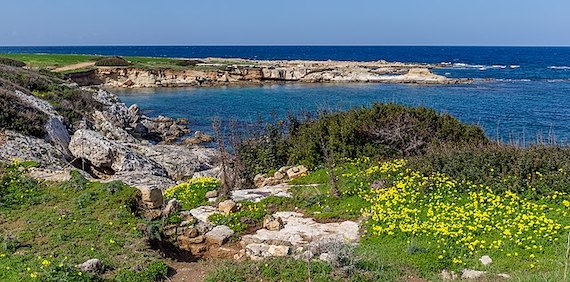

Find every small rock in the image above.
[218,200,237,214]
[253,174,267,188]
[461,269,486,279]
[263,215,284,231]
[274,171,285,180]
[479,255,492,266]
[319,252,337,264]
[161,199,181,217]
[140,187,163,209]
[440,269,458,280]
[205,190,218,198]
[205,225,234,246]
[286,165,308,179]
[497,273,511,279]
[76,259,103,274]
[268,245,290,257]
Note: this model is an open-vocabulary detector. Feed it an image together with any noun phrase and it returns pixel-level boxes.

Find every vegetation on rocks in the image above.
[163,177,220,210]
[0,57,26,67]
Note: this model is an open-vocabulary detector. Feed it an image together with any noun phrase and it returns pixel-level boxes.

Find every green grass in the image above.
[0,53,247,71]
[0,54,99,69]
[0,163,166,281]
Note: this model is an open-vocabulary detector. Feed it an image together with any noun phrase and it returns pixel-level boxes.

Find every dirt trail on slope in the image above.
[53,62,95,72]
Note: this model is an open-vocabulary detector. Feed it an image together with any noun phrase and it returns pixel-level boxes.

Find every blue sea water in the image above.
[2,46,570,143]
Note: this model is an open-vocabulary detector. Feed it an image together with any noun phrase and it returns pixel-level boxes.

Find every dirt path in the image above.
[53,62,95,72]
[168,261,215,282]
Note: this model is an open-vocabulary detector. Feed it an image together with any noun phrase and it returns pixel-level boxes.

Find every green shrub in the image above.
[0,57,26,67]
[408,144,570,195]
[172,59,202,66]
[94,56,130,67]
[235,103,488,182]
[163,177,219,210]
[208,202,267,232]
[0,89,48,137]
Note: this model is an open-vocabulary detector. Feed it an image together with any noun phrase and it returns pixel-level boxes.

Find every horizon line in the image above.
[1,44,570,48]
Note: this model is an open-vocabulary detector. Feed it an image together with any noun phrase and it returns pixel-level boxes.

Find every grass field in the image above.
[0,53,246,72]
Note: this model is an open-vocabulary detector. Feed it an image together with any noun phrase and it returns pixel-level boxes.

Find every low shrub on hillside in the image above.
[163,177,219,210]
[0,89,48,137]
[0,57,26,67]
[94,56,130,67]
[172,59,202,67]
[235,103,488,183]
[0,65,104,126]
[408,144,570,195]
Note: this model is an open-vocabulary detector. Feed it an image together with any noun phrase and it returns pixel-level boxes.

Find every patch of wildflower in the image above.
[164,177,220,210]
[360,159,569,268]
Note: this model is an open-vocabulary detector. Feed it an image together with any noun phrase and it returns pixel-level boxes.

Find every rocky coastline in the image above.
[68,58,470,88]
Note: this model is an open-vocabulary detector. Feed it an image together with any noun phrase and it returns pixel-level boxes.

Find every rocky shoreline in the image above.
[68,58,471,88]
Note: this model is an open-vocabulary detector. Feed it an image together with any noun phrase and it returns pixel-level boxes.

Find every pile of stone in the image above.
[253,165,308,188]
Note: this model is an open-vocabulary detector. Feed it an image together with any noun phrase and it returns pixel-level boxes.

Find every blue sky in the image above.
[1,0,569,46]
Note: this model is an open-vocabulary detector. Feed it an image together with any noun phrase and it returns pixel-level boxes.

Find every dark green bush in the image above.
[408,144,570,195]
[0,57,26,67]
[235,103,488,182]
[0,89,48,137]
[94,56,130,67]
[172,59,202,66]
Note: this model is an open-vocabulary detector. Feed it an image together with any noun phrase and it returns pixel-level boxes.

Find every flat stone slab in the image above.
[242,211,359,247]
[209,184,293,203]
[188,206,219,223]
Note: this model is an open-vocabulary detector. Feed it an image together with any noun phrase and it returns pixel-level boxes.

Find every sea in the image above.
[2,46,570,144]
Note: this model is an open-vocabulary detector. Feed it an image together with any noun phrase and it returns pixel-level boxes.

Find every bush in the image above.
[94,56,130,67]
[0,89,48,137]
[235,103,488,182]
[115,261,168,282]
[408,144,570,195]
[172,59,202,67]
[163,177,219,210]
[0,57,26,67]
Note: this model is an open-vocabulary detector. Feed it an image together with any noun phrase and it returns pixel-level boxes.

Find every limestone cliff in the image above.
[88,58,469,88]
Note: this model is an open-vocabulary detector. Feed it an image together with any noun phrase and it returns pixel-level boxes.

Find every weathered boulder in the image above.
[10,90,71,155]
[205,225,234,246]
[141,187,164,209]
[253,173,267,188]
[76,259,103,274]
[127,143,218,180]
[479,255,492,266]
[0,131,67,170]
[68,129,167,176]
[205,190,218,198]
[218,200,237,214]
[263,215,284,231]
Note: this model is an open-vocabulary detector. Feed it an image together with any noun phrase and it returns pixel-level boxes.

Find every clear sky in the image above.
[2,0,569,46]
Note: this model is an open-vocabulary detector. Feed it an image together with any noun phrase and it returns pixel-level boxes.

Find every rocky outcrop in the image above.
[0,130,68,170]
[90,58,469,88]
[10,90,71,155]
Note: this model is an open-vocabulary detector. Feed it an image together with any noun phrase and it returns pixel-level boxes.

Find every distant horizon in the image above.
[2,44,570,48]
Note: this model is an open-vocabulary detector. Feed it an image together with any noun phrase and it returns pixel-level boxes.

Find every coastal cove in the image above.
[115,80,570,145]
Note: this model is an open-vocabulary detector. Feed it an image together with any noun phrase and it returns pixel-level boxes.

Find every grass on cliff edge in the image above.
[0,161,167,281]
[0,53,244,72]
